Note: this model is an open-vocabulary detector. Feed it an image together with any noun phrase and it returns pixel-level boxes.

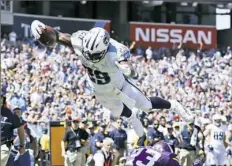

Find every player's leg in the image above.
[207,149,218,166]
[217,149,226,166]
[95,93,144,136]
[228,148,232,166]
[95,92,124,117]
[188,150,197,166]
[179,149,189,166]
[122,78,194,123]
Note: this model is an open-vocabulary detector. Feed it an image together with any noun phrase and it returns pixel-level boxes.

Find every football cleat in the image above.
[169,100,194,123]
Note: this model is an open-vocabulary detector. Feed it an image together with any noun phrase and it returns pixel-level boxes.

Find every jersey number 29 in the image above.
[84,65,111,85]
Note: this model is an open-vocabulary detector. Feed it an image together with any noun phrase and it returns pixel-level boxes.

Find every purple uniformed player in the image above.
[125,141,204,166]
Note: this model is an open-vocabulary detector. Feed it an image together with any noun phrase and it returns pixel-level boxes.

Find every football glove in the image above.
[208,145,214,151]
[31,20,46,40]
[199,149,204,155]
[227,149,232,156]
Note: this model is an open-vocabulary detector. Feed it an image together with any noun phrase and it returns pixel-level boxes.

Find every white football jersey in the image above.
[70,30,130,92]
[208,124,226,150]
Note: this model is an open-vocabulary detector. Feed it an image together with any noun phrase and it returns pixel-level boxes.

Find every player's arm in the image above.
[116,60,138,78]
[115,45,138,78]
[55,30,72,48]
[31,20,73,48]
[203,124,211,137]
[197,128,205,155]
[223,134,227,148]
[225,130,232,146]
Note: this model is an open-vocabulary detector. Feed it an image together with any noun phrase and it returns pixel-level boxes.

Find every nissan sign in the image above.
[130,22,217,49]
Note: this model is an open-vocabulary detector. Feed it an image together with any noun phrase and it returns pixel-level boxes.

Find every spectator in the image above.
[61,117,89,166]
[93,123,108,153]
[179,122,204,166]
[158,116,168,135]
[145,46,153,60]
[87,122,98,155]
[10,93,27,112]
[164,125,179,152]
[93,137,113,166]
[147,111,154,125]
[39,128,50,166]
[135,46,144,57]
[9,31,17,45]
[109,118,127,166]
[147,120,164,146]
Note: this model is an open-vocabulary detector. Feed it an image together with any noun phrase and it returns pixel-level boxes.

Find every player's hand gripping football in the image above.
[31,20,46,40]
[31,20,57,47]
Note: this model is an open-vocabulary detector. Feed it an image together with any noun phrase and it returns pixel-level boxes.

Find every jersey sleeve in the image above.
[110,39,131,62]
[70,30,87,56]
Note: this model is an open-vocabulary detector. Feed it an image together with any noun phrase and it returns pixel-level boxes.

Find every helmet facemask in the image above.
[214,119,221,127]
[83,48,108,63]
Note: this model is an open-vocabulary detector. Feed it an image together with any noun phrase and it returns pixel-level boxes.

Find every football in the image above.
[38,25,57,47]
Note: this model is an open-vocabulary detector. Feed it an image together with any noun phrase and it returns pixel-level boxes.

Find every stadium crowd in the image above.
[1,32,232,166]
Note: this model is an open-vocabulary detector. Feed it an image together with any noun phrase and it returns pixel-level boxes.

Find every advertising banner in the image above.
[13,13,110,38]
[130,22,217,49]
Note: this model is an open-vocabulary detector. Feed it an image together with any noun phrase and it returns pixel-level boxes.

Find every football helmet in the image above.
[193,155,205,166]
[125,144,180,166]
[82,27,110,63]
[153,141,174,153]
[212,114,222,127]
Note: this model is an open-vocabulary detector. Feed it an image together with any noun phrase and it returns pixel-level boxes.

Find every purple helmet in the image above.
[153,141,174,153]
[192,155,205,166]
[125,146,180,166]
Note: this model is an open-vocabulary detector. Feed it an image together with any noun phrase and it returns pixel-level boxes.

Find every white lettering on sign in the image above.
[157,29,169,42]
[20,23,61,38]
[198,31,211,44]
[135,28,149,42]
[182,30,197,43]
[21,23,31,38]
[170,29,182,43]
[135,27,212,45]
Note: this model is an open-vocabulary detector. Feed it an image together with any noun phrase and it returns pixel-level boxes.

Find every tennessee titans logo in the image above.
[103,33,109,45]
